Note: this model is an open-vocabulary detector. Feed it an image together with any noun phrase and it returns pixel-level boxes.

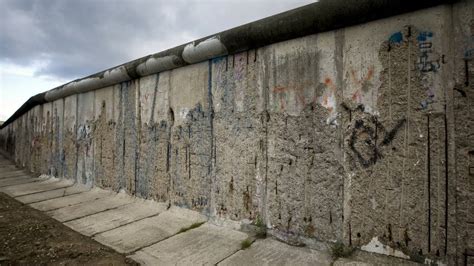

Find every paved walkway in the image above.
[0,154,417,265]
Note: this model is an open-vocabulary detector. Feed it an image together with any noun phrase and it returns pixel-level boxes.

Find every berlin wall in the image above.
[1,0,473,264]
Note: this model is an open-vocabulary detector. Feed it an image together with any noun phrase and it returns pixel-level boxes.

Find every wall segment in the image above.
[1,1,473,264]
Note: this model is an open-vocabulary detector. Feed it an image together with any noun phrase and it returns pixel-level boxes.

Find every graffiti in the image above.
[272,80,318,111]
[271,77,339,124]
[319,78,337,111]
[417,32,440,72]
[349,66,374,103]
[319,78,338,124]
[346,105,406,168]
[272,81,312,109]
[389,32,403,44]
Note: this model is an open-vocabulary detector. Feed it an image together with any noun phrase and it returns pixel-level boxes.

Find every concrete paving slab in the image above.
[29,188,113,212]
[0,165,19,171]
[0,175,31,181]
[129,223,248,265]
[47,193,134,222]
[0,171,30,179]
[0,170,29,179]
[332,250,418,266]
[0,170,30,179]
[94,206,207,253]
[218,238,333,266]
[0,176,40,188]
[332,258,372,266]
[64,200,168,236]
[0,178,72,197]
[15,184,90,204]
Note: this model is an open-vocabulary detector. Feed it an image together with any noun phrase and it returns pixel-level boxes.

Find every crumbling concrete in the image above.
[1,154,422,265]
[1,1,473,264]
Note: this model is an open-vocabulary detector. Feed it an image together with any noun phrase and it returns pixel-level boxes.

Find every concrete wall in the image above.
[1,2,473,264]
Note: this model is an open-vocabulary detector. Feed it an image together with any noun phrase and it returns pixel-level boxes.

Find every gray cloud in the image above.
[1,0,314,80]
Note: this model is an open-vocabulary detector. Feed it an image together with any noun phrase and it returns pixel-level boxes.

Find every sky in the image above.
[0,0,315,121]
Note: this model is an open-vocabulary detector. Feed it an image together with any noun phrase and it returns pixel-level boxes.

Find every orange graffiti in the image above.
[324,77,336,92]
[272,77,337,111]
[273,86,289,110]
[350,66,374,85]
[349,66,374,103]
[272,79,317,110]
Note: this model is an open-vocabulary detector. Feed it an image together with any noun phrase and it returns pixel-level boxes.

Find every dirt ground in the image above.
[0,192,138,265]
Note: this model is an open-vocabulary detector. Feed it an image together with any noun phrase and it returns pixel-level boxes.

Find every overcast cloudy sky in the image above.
[0,0,314,121]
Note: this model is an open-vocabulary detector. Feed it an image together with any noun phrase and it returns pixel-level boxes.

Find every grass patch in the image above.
[254,216,264,228]
[240,238,253,250]
[177,222,205,234]
[330,242,354,259]
[253,215,267,239]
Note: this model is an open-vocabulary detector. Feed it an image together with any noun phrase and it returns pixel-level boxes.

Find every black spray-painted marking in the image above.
[348,112,406,168]
[417,32,440,73]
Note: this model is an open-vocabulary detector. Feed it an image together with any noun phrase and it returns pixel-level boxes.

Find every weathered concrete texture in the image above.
[0,176,41,188]
[63,94,77,180]
[0,170,29,179]
[51,98,64,178]
[129,223,248,265]
[333,250,420,266]
[40,103,52,175]
[76,91,95,186]
[341,9,452,260]
[0,165,20,171]
[167,62,213,213]
[120,81,139,195]
[93,86,118,190]
[15,185,90,204]
[452,3,474,265]
[29,188,113,212]
[0,127,422,266]
[0,178,72,197]
[64,200,168,236]
[219,238,332,266]
[94,206,207,253]
[261,33,344,243]
[1,2,473,264]
[47,193,133,222]
[0,174,29,183]
[136,72,171,201]
[212,51,264,222]
[30,105,43,175]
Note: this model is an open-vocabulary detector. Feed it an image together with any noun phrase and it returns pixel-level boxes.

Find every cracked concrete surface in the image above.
[0,155,419,265]
[1,2,473,265]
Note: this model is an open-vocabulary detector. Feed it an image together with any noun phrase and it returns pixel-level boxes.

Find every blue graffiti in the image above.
[416,31,440,72]
[389,32,403,44]
[417,31,434,42]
